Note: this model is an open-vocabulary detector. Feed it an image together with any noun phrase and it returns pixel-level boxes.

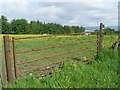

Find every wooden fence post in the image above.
[3,36,13,83]
[12,37,18,79]
[99,23,104,51]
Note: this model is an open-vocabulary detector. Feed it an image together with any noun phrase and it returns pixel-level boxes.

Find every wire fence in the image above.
[12,35,98,79]
[3,23,117,87]
[2,35,99,83]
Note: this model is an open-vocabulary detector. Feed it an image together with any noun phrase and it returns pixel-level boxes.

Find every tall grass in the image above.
[1,35,118,88]
[8,48,118,88]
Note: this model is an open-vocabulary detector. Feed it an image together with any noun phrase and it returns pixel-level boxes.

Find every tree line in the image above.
[1,15,85,34]
[1,15,118,35]
[92,28,118,35]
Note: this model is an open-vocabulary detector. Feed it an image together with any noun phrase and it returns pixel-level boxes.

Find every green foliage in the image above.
[92,30,98,34]
[1,15,85,34]
[92,28,117,35]
[104,28,116,35]
[8,48,118,88]
[1,15,12,34]
[11,19,29,34]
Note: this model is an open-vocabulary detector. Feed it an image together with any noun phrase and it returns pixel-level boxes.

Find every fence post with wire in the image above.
[99,23,105,52]
[3,36,13,83]
[3,34,100,82]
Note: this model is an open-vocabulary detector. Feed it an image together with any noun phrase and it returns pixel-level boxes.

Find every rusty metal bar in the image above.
[20,49,96,70]
[16,40,96,54]
[3,36,13,83]
[17,46,96,65]
[36,63,62,77]
[14,35,71,40]
[72,49,96,60]
[12,37,19,79]
[36,56,95,77]
[14,35,54,40]
[18,49,96,75]
[36,69,53,77]
[14,34,83,40]
[19,50,96,75]
[19,57,70,74]
[81,49,96,57]
[17,47,87,65]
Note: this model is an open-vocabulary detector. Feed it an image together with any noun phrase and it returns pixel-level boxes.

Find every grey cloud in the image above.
[1,1,118,27]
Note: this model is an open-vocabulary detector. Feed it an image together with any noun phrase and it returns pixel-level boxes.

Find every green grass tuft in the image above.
[8,48,118,88]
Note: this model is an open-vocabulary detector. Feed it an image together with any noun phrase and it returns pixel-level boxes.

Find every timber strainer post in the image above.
[3,36,13,83]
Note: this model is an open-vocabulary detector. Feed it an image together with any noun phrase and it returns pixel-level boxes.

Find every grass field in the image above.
[1,34,119,88]
[8,49,118,88]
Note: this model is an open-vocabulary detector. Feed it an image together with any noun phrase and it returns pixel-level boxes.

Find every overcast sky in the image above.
[0,0,119,27]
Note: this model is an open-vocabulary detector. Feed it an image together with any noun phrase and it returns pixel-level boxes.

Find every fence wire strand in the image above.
[11,35,97,78]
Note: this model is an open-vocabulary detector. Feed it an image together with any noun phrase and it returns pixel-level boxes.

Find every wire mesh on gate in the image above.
[12,35,98,79]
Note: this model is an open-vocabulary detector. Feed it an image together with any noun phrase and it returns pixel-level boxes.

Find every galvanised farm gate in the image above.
[2,23,105,84]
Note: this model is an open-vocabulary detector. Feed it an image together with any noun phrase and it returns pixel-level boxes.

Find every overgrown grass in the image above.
[9,35,97,78]
[1,35,118,88]
[8,48,118,88]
